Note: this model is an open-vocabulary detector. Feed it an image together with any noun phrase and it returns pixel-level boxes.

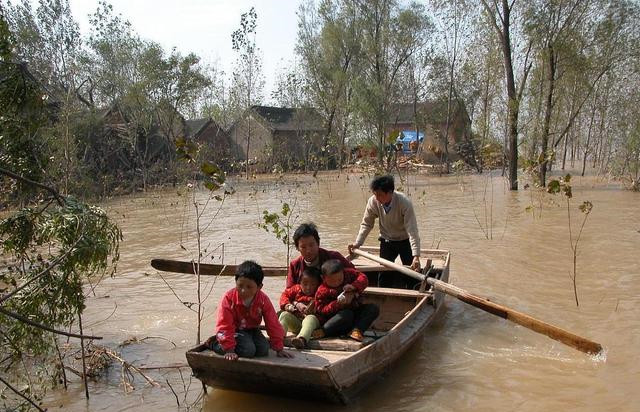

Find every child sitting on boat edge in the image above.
[206,260,294,361]
[314,259,379,342]
[279,267,322,349]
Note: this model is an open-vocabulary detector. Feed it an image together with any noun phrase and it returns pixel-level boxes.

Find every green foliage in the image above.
[0,197,121,408]
[1,197,121,339]
[259,202,292,245]
[579,201,593,214]
[201,161,226,193]
[546,174,572,198]
[175,136,232,197]
[175,136,199,164]
[0,15,53,201]
[545,173,593,306]
[258,201,298,264]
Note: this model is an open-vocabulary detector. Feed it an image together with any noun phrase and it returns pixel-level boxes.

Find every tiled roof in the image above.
[387,100,466,124]
[251,106,325,132]
[185,118,211,137]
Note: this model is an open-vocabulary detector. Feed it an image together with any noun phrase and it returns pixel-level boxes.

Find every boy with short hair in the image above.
[315,259,379,342]
[279,267,322,349]
[208,260,293,360]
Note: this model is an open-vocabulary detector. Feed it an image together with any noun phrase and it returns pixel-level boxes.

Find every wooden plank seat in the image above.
[363,286,431,298]
[283,335,375,351]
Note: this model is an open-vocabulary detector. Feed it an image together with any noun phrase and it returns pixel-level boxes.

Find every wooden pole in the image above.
[352,248,603,356]
[346,250,425,282]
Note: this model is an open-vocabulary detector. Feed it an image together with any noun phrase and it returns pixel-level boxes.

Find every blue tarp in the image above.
[396,130,424,154]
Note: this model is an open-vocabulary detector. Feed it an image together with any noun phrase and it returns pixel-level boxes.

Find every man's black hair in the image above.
[321,259,344,276]
[370,175,395,193]
[235,260,264,286]
[293,222,320,248]
[301,266,322,283]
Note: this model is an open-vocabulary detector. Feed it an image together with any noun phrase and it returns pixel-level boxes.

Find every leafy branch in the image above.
[258,200,298,265]
[547,174,594,306]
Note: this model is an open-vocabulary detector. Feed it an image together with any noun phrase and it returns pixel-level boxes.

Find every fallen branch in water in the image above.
[63,343,164,393]
[0,375,46,412]
[166,378,181,407]
[119,335,177,348]
[102,348,160,391]
[138,363,189,370]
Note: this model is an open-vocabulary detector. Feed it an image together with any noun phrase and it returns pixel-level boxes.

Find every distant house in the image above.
[228,105,326,171]
[386,100,472,162]
[185,117,234,167]
[185,117,224,142]
[87,103,186,188]
[97,103,179,160]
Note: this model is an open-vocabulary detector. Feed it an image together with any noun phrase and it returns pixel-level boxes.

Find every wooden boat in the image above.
[179,247,450,404]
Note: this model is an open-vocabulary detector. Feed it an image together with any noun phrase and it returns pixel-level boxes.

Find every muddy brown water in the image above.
[46,170,639,411]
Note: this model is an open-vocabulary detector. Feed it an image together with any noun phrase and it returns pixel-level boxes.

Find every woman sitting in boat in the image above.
[287,222,355,288]
[314,259,380,342]
[278,267,322,349]
[206,260,294,360]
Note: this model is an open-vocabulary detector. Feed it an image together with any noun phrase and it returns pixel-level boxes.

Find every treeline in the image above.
[2,0,640,203]
[291,0,640,190]
[1,0,216,201]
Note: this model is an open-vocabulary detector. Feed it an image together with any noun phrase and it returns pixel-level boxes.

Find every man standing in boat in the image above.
[287,223,355,288]
[348,175,421,274]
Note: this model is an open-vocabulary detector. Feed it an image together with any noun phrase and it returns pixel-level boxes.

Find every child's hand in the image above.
[343,284,357,293]
[285,303,296,313]
[343,291,355,305]
[277,350,294,358]
[204,336,215,349]
[294,302,308,313]
[224,352,238,361]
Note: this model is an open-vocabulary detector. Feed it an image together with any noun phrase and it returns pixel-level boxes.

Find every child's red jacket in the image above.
[215,288,284,352]
[279,284,315,309]
[279,284,315,319]
[314,268,369,323]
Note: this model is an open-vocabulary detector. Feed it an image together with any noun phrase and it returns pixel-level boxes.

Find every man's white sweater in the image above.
[354,191,421,256]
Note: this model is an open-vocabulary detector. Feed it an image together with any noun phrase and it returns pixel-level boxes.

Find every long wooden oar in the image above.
[352,248,603,356]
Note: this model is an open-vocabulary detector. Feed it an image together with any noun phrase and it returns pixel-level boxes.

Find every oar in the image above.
[352,248,603,356]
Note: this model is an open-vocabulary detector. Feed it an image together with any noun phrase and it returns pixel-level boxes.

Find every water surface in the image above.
[48,170,640,411]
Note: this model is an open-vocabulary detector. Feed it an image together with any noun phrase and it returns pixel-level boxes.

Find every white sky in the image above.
[68,0,302,100]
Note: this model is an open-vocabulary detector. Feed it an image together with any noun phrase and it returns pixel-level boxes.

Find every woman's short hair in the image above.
[293,222,320,248]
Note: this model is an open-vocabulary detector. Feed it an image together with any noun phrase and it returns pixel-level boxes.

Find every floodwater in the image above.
[47,170,639,411]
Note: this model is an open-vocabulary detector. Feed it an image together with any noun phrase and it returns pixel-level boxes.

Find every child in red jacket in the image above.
[279,267,322,349]
[207,260,294,360]
[315,259,379,341]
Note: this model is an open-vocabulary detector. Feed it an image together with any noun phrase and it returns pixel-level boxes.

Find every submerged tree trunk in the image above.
[538,45,557,187]
[482,0,523,190]
[582,100,597,176]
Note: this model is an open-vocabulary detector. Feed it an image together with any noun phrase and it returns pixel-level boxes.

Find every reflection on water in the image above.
[47,171,640,411]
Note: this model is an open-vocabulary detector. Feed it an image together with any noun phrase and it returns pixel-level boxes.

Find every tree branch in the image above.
[0,375,46,412]
[0,234,85,305]
[0,167,65,205]
[0,306,103,340]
